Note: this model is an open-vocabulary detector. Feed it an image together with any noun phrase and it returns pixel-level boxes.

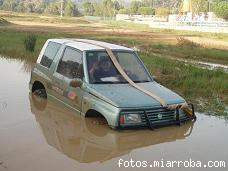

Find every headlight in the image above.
[120,114,142,124]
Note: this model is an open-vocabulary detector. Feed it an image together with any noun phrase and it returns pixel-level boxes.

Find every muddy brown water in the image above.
[0,58,228,171]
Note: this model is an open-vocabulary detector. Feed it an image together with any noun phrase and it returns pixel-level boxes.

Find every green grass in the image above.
[141,53,228,113]
[0,30,47,61]
[152,28,228,41]
[0,10,89,24]
[92,35,228,65]
[149,43,228,65]
[101,20,151,31]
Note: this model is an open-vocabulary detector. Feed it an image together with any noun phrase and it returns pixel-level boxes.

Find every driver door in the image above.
[53,46,84,113]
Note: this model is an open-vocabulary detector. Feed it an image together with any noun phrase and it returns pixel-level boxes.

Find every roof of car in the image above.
[48,39,133,51]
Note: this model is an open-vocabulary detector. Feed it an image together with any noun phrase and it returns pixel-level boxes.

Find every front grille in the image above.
[141,107,190,127]
[120,107,190,128]
[142,108,175,123]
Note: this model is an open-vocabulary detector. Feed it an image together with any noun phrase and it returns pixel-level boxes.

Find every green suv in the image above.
[29,39,196,129]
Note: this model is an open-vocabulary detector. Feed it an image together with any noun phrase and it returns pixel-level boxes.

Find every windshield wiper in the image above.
[92,81,113,84]
[93,81,127,84]
[134,80,151,83]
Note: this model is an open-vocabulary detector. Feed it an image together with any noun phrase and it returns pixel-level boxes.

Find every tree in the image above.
[213,1,228,20]
[155,7,170,16]
[83,2,95,16]
[130,0,142,14]
[16,2,26,12]
[33,0,46,13]
[1,0,45,13]
[138,7,155,15]
[102,0,115,17]
[92,0,117,18]
[113,0,121,11]
[65,0,78,17]
[142,0,154,7]
[26,2,35,13]
[0,0,4,6]
[45,2,60,15]
[93,3,103,16]
[2,0,18,11]
[192,0,208,14]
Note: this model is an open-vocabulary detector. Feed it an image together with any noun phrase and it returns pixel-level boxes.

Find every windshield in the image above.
[86,51,152,84]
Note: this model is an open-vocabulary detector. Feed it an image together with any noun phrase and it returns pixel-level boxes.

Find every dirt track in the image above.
[6,19,228,50]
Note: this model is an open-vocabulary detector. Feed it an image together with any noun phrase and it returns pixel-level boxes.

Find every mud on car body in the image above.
[29,39,196,129]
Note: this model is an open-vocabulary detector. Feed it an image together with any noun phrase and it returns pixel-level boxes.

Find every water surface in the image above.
[0,58,227,171]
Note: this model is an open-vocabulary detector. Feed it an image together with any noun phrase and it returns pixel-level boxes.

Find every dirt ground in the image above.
[5,19,228,50]
[185,36,228,50]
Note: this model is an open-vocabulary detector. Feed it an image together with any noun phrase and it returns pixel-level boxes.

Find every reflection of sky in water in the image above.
[0,57,32,128]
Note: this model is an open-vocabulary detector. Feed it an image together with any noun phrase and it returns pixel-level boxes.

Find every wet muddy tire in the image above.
[33,89,47,99]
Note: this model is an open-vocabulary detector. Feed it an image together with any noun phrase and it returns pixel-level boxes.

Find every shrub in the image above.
[138,7,155,15]
[130,0,142,14]
[192,0,208,14]
[65,0,78,17]
[155,7,170,16]
[118,8,130,14]
[44,2,60,15]
[24,34,37,52]
[0,18,10,25]
[83,2,95,16]
[213,1,228,20]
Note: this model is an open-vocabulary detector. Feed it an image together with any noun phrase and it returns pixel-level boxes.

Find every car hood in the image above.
[87,82,185,108]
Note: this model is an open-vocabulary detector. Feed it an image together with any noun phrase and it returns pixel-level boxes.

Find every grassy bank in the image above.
[0,29,227,115]
[149,43,228,65]
[0,30,46,61]
[141,53,228,115]
[1,11,228,63]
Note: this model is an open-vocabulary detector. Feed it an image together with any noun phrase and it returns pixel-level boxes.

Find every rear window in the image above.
[40,41,61,68]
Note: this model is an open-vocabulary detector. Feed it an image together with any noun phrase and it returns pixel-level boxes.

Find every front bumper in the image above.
[117,104,196,130]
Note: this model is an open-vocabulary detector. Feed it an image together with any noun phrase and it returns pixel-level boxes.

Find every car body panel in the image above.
[87,82,185,108]
[81,88,120,128]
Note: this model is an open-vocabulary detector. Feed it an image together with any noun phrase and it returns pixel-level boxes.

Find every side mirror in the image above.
[70,79,82,88]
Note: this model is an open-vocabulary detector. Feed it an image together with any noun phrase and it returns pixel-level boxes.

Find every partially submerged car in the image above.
[29,39,196,129]
[30,96,195,163]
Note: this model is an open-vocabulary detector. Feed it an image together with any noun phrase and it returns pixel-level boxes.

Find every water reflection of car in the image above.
[29,39,195,129]
[30,95,195,163]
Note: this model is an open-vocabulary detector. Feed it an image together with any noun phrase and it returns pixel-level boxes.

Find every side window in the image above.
[40,42,61,68]
[57,47,83,79]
